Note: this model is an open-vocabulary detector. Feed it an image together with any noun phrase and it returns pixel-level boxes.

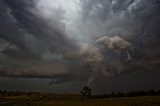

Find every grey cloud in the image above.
[97,36,134,61]
[0,0,160,85]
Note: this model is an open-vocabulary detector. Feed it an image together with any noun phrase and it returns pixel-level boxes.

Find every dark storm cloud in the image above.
[2,0,72,53]
[0,0,160,85]
[0,0,78,83]
[79,0,160,71]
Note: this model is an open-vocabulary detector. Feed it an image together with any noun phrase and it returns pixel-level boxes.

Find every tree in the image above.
[80,87,92,100]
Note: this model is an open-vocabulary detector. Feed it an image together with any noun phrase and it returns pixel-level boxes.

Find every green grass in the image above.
[0,95,160,106]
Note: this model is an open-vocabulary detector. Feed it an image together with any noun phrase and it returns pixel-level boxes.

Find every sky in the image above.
[0,0,160,94]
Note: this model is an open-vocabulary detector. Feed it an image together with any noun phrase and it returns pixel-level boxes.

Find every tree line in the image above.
[0,90,40,97]
[80,87,160,100]
[92,89,160,99]
[0,88,160,99]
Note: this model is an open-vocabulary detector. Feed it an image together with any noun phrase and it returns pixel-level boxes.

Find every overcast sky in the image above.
[0,0,160,94]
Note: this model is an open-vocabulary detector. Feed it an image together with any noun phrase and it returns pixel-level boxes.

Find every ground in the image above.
[0,94,160,106]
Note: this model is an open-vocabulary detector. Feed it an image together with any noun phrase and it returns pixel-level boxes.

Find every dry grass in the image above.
[0,95,160,106]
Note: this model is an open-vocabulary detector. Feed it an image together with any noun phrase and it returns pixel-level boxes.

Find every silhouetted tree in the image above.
[80,87,92,100]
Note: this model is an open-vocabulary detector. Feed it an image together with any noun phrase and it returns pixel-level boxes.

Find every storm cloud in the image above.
[0,0,160,85]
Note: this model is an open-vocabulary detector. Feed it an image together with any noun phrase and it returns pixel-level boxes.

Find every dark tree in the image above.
[80,87,92,100]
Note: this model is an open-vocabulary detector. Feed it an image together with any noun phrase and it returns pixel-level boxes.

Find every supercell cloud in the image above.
[0,0,160,85]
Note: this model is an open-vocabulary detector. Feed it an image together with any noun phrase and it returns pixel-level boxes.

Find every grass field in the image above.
[0,94,160,106]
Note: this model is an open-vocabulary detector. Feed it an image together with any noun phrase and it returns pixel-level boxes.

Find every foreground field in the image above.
[0,95,160,106]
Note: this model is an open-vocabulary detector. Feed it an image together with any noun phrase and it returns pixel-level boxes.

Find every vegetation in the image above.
[93,89,160,99]
[0,89,160,99]
[0,95,160,106]
[80,86,92,100]
[0,89,160,106]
